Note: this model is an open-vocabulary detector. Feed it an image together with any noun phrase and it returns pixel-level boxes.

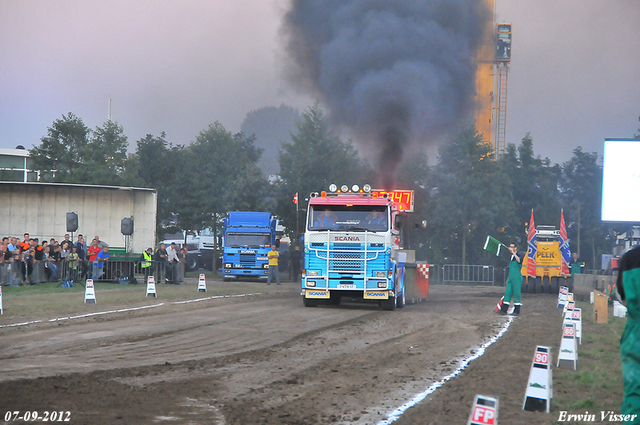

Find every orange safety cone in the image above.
[495,296,504,311]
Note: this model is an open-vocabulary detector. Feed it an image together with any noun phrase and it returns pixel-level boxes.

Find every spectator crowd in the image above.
[1,233,187,286]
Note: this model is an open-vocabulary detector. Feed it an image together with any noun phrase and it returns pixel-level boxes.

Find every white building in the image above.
[0,146,37,182]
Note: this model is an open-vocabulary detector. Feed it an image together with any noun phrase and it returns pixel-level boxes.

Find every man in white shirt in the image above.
[166,242,179,284]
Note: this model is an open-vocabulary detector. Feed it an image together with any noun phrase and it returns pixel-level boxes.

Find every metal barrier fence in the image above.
[1,259,186,286]
[430,264,497,286]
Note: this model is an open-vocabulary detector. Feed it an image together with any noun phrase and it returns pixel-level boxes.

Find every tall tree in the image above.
[499,134,561,239]
[241,104,300,176]
[429,125,514,265]
[30,113,90,182]
[172,123,268,256]
[131,132,184,238]
[276,104,364,241]
[561,147,605,269]
[85,120,129,184]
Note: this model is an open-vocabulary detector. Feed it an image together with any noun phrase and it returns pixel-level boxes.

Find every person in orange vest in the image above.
[19,233,31,252]
[314,209,338,228]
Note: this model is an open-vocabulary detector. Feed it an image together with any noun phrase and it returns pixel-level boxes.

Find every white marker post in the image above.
[557,322,578,370]
[557,286,568,309]
[571,308,583,344]
[146,275,157,298]
[84,279,97,304]
[467,395,498,425]
[563,300,575,319]
[523,346,553,413]
[198,273,207,292]
[0,285,3,314]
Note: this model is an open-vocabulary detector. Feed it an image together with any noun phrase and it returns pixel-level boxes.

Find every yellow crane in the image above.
[474,0,512,158]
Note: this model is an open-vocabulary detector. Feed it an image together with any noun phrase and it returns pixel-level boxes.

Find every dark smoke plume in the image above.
[282,0,490,187]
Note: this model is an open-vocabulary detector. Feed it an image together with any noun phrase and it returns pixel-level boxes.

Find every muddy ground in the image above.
[0,281,593,424]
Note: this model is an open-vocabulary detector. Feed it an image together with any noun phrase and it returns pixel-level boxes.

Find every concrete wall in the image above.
[0,182,157,254]
[573,273,617,301]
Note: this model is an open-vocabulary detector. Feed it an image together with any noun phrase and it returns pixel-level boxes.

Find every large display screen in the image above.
[601,139,640,222]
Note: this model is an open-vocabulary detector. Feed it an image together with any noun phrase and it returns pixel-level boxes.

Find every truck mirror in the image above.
[217,236,222,246]
[394,215,402,230]
[275,239,281,248]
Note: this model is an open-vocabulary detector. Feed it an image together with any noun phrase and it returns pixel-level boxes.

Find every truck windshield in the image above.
[225,233,271,248]
[308,205,389,232]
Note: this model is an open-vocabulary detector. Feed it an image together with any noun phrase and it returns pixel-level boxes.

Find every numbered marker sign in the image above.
[468,395,498,425]
[472,406,495,424]
[563,326,575,337]
[534,351,549,368]
[198,273,207,292]
[146,276,157,298]
[84,279,96,304]
[524,345,553,412]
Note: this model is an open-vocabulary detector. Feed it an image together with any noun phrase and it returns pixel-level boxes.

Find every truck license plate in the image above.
[337,284,356,289]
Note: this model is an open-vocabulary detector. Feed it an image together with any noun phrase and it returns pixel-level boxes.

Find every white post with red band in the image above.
[557,286,568,309]
[198,273,207,292]
[571,308,582,344]
[523,346,553,413]
[146,275,157,298]
[84,279,96,304]
[467,395,498,425]
[557,322,578,370]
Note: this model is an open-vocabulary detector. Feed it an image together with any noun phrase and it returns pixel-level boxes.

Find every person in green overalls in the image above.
[497,242,524,316]
[617,245,640,423]
[570,252,584,278]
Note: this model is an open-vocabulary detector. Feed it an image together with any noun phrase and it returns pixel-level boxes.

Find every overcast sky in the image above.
[1,0,638,165]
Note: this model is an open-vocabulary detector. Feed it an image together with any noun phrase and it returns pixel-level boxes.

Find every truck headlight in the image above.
[308,270,319,277]
[224,263,232,268]
[263,264,270,269]
[375,271,386,278]
[307,281,316,287]
[378,281,387,288]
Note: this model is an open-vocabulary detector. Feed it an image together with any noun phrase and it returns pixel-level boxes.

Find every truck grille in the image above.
[307,233,386,274]
[240,253,256,267]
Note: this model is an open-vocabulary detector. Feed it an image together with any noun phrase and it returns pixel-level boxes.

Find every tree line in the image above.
[27,108,637,269]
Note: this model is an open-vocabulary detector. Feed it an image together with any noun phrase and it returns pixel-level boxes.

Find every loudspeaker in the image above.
[66,212,78,232]
[121,217,134,235]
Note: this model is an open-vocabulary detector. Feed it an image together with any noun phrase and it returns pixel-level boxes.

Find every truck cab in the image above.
[222,211,279,281]
[301,184,412,310]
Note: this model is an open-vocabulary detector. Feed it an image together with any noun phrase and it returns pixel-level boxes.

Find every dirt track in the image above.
[0,282,567,424]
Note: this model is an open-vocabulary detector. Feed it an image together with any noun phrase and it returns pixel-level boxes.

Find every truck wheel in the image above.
[303,297,319,307]
[550,277,559,294]
[522,276,531,293]
[186,256,198,272]
[381,296,397,311]
[534,277,542,294]
[396,286,405,309]
[394,268,405,309]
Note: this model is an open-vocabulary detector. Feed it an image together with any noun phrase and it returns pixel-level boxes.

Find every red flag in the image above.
[293,193,298,205]
[559,209,571,275]
[527,210,537,277]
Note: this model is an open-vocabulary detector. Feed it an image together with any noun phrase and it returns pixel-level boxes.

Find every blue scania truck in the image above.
[301,184,414,310]
[222,211,279,281]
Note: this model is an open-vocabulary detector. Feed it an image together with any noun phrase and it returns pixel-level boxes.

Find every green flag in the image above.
[483,235,503,256]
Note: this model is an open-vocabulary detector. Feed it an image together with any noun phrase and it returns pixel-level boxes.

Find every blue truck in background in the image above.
[222,211,279,281]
